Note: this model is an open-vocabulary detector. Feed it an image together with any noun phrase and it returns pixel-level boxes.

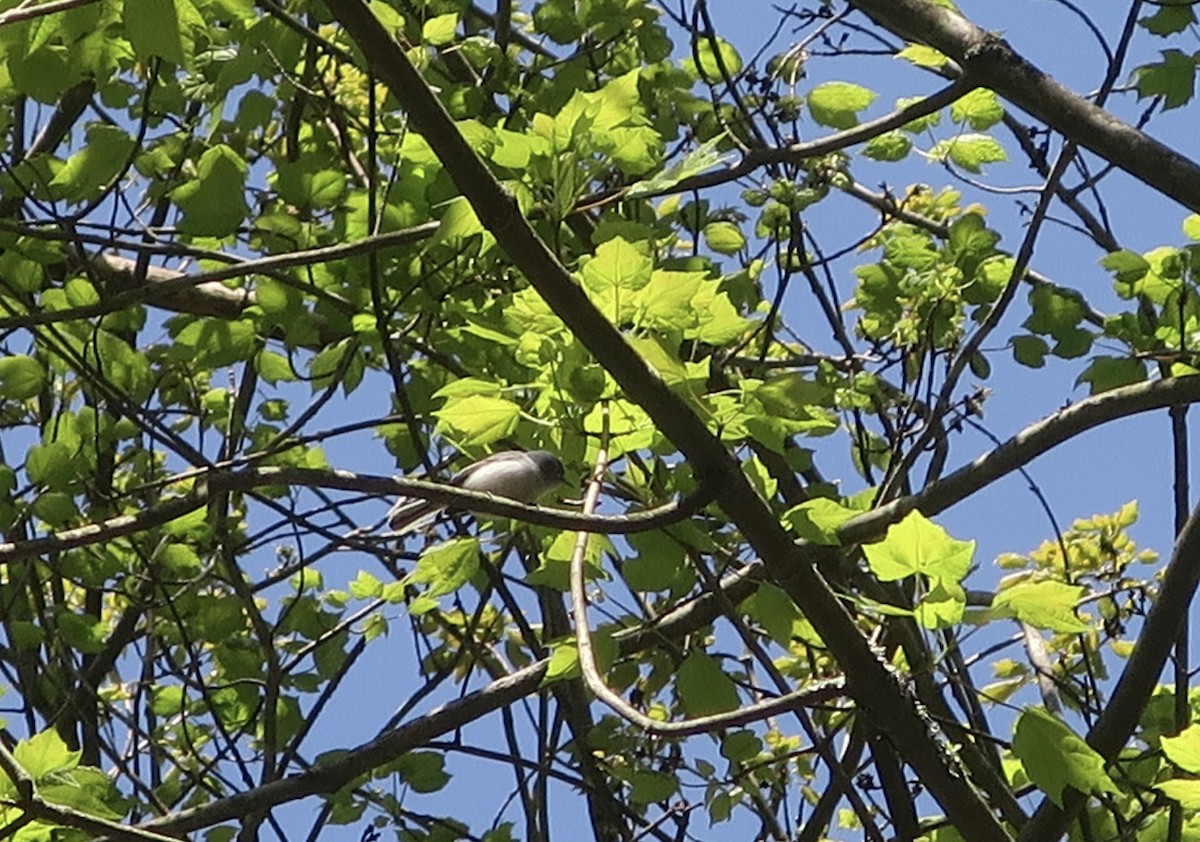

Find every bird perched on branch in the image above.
[387,449,566,533]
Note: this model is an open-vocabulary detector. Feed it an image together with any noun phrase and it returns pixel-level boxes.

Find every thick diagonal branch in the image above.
[326,3,1012,838]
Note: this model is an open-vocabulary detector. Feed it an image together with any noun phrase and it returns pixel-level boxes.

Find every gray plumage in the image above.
[387,450,566,533]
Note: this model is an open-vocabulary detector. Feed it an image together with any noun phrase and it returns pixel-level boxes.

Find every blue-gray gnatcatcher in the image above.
[387,449,566,533]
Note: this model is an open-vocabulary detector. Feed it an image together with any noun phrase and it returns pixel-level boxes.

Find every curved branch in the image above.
[0,467,711,562]
[208,467,710,535]
[569,428,845,737]
[841,375,1200,544]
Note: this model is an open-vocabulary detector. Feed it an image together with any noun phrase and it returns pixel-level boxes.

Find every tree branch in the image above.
[325,3,1014,837]
[847,0,1200,212]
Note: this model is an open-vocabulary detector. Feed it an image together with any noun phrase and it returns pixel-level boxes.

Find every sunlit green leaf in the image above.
[433,395,521,445]
[0,354,46,399]
[930,134,1007,173]
[422,12,458,45]
[807,81,877,129]
[14,729,79,779]
[406,537,480,598]
[950,89,1004,130]
[1013,708,1118,806]
[862,510,975,584]
[993,580,1089,633]
[784,498,857,546]
[896,44,948,68]
[1162,724,1200,774]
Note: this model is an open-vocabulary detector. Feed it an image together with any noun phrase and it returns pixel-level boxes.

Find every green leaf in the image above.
[692,284,752,344]
[27,441,75,488]
[862,510,975,584]
[784,498,857,546]
[1012,335,1049,368]
[629,769,678,804]
[406,537,480,599]
[0,354,46,399]
[627,135,732,198]
[635,272,703,334]
[1162,724,1200,774]
[7,45,75,104]
[14,729,80,779]
[56,610,106,653]
[171,145,249,237]
[532,0,584,43]
[49,124,136,203]
[623,531,690,592]
[1075,356,1146,395]
[993,580,1089,633]
[1024,284,1086,336]
[348,570,382,599]
[85,331,153,401]
[9,620,44,650]
[255,277,303,319]
[543,639,580,683]
[1157,779,1200,809]
[691,36,742,80]
[896,95,942,134]
[394,752,451,793]
[582,237,653,293]
[422,12,458,45]
[720,731,763,763]
[0,466,15,496]
[950,89,1004,130]
[703,221,746,255]
[949,213,1000,270]
[65,277,100,306]
[864,131,912,161]
[274,155,347,210]
[1100,249,1151,285]
[158,544,200,577]
[930,134,1007,173]
[676,651,738,716]
[807,82,877,129]
[433,395,521,445]
[41,766,124,820]
[434,196,491,250]
[124,0,189,65]
[1013,708,1118,807]
[290,567,323,592]
[172,319,258,369]
[896,44,948,68]
[150,686,184,719]
[914,581,966,629]
[756,372,834,414]
[742,582,800,645]
[1134,49,1198,110]
[32,491,77,525]
[1184,214,1200,241]
[1141,2,1196,36]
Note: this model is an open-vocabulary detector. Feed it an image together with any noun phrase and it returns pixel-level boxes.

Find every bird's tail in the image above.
[386,499,443,534]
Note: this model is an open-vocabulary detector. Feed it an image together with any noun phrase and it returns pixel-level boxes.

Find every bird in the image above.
[387,449,566,533]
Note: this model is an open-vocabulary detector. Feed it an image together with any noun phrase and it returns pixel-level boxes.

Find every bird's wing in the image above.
[386,498,443,533]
